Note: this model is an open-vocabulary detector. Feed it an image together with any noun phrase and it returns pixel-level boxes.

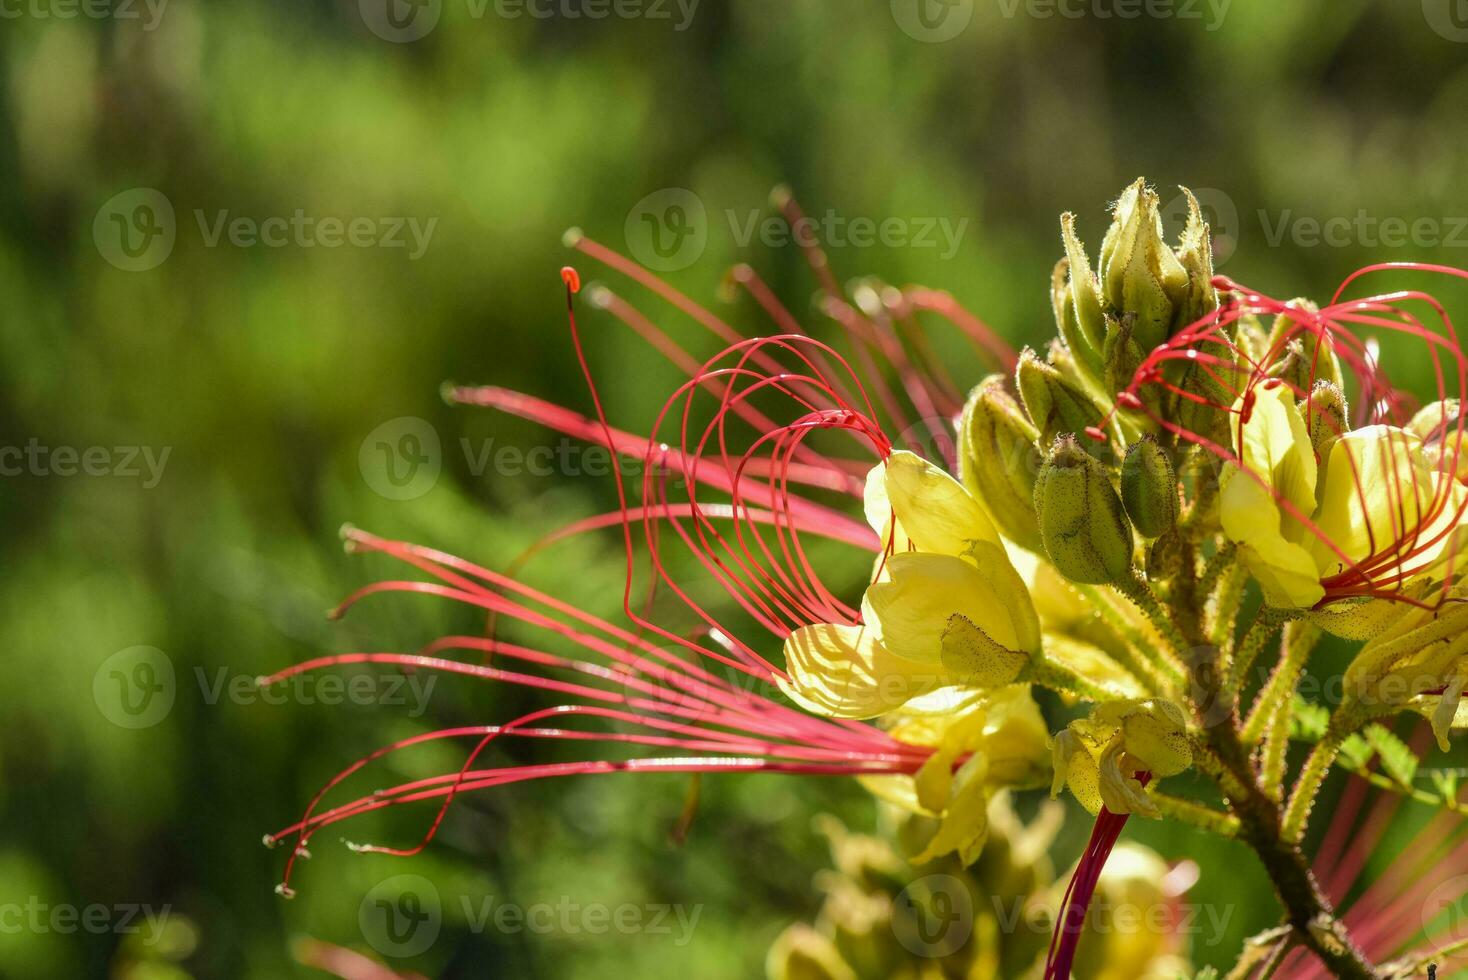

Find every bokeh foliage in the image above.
[2,1,1468,976]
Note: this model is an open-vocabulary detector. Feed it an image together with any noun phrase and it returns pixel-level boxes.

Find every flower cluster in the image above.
[271,181,1468,979]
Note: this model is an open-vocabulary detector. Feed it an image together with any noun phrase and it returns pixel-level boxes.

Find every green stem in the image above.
[1118,570,1193,663]
[1243,621,1319,744]
[1028,658,1123,704]
[1208,562,1248,650]
[1225,607,1295,694]
[1150,791,1241,837]
[1072,582,1187,691]
[1281,730,1344,846]
[1196,542,1238,604]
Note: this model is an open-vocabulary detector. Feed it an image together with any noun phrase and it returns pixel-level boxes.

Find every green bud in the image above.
[1016,347,1106,451]
[1098,179,1189,351]
[1173,331,1240,450]
[1120,436,1179,538]
[1051,257,1106,387]
[1409,399,1468,480]
[1267,300,1344,392]
[1146,527,1184,581]
[1060,212,1108,359]
[1171,186,1220,332]
[1034,435,1134,585]
[1305,381,1348,458]
[958,377,1044,552]
[1408,399,1461,441]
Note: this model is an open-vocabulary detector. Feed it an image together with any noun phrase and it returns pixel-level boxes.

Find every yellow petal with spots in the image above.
[778,623,940,719]
[864,552,1035,664]
[863,450,1000,558]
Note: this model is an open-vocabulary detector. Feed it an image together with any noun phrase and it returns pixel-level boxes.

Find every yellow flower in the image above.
[861,687,1050,865]
[1050,699,1192,817]
[1220,383,1468,617]
[780,451,1042,718]
[1343,587,1468,749]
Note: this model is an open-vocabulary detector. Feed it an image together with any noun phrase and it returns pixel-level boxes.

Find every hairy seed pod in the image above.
[958,376,1044,552]
[1120,436,1179,538]
[1034,435,1134,585]
[1098,179,1189,351]
[1016,348,1106,453]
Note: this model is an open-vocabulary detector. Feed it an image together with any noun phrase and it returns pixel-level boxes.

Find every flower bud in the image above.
[1120,436,1178,538]
[1304,380,1349,458]
[1060,212,1108,359]
[1170,186,1220,331]
[1100,314,1161,433]
[958,376,1044,552]
[1408,399,1461,441]
[1173,331,1240,450]
[1051,257,1106,387]
[1266,301,1344,390]
[1409,399,1468,480]
[1016,348,1106,452]
[1098,179,1189,351]
[1034,435,1134,585]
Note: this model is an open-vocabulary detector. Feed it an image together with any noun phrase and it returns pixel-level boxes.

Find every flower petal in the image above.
[778,623,940,719]
[864,450,1000,558]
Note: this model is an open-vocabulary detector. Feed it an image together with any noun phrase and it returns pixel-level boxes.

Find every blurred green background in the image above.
[4,1,1468,976]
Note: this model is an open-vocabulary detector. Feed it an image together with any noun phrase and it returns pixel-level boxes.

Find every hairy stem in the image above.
[1118,571,1193,663]
[1281,731,1344,846]
[1225,606,1294,694]
[1195,680,1377,978]
[1072,582,1187,690]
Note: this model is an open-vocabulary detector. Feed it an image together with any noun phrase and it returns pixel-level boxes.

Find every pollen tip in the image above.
[560,266,581,293]
[585,284,612,309]
[439,380,460,405]
[274,883,297,900]
[769,183,792,207]
[253,675,269,689]
[325,606,343,622]
[294,846,312,860]
[262,834,279,849]
[1116,392,1143,410]
[561,227,583,248]
[343,839,366,852]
